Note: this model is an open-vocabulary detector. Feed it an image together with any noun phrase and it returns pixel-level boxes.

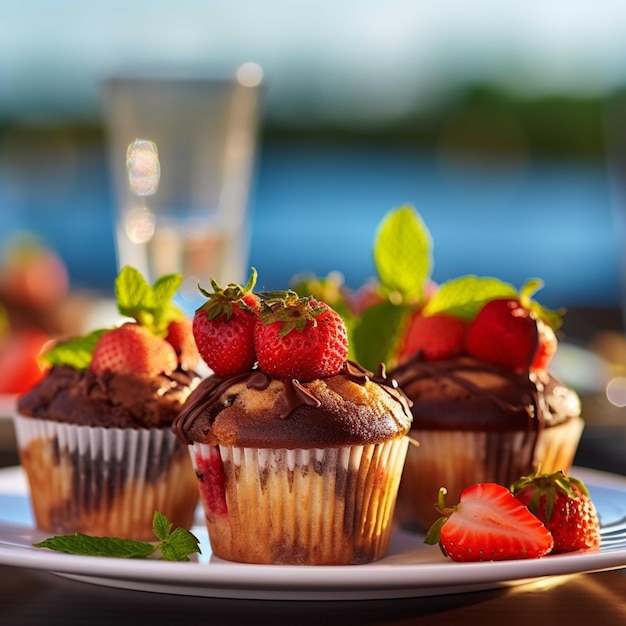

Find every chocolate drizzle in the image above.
[172,361,412,447]
[390,355,579,434]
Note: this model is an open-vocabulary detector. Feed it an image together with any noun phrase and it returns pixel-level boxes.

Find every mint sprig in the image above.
[34,511,201,562]
[373,204,432,302]
[115,265,184,336]
[41,266,186,370]
[422,275,518,320]
[43,329,107,370]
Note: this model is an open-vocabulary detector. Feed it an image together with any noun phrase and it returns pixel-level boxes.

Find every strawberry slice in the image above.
[425,483,554,562]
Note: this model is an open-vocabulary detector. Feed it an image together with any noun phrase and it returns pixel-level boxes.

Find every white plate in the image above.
[0,465,625,600]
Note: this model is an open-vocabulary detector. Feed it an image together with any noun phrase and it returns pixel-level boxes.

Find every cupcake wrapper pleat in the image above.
[190,439,409,565]
[13,415,198,540]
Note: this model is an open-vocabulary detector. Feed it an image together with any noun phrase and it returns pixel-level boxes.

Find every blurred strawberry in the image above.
[166,318,201,371]
[0,328,51,394]
[396,311,468,363]
[90,322,178,377]
[0,238,69,310]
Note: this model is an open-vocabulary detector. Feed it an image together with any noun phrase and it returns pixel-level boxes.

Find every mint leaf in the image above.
[115,265,184,335]
[42,329,108,370]
[152,510,173,542]
[34,534,156,559]
[34,511,201,562]
[423,275,517,320]
[373,205,432,302]
[158,527,201,562]
[352,301,411,371]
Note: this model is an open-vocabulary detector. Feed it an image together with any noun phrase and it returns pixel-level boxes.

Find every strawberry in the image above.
[254,292,348,381]
[0,328,51,394]
[425,483,554,562]
[194,447,228,518]
[532,319,558,372]
[396,311,467,363]
[511,469,601,554]
[166,318,201,371]
[464,280,562,374]
[192,269,260,377]
[465,298,539,372]
[90,322,178,377]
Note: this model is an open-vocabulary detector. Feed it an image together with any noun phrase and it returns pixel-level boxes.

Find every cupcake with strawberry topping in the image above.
[173,269,413,565]
[306,206,583,532]
[14,266,201,540]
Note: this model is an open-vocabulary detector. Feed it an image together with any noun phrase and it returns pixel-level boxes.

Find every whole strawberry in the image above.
[254,292,348,381]
[425,483,554,562]
[91,322,178,377]
[193,269,260,377]
[511,469,601,554]
[465,279,562,374]
[166,318,201,371]
[396,311,467,363]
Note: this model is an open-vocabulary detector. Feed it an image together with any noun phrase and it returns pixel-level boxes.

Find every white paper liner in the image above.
[396,417,585,531]
[13,415,198,540]
[189,438,410,565]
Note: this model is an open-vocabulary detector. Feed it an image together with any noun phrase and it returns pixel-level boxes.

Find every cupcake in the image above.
[14,266,201,540]
[294,206,584,533]
[172,271,413,565]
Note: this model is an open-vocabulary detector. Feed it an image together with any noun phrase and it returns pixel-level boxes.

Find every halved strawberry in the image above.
[511,469,601,554]
[254,292,348,381]
[396,311,467,363]
[425,483,554,562]
[90,322,178,377]
[193,269,260,377]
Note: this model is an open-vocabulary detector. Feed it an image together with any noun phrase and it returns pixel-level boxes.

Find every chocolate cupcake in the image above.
[391,355,582,531]
[14,267,201,540]
[173,278,413,565]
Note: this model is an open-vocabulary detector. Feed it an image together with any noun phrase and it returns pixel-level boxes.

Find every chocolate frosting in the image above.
[172,361,413,448]
[390,355,580,433]
[17,364,200,429]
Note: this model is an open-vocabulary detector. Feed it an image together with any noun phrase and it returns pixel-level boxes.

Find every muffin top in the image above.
[173,361,412,448]
[18,364,199,429]
[16,267,202,429]
[391,355,580,432]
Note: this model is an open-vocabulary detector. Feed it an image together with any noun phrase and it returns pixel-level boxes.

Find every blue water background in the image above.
[0,138,620,310]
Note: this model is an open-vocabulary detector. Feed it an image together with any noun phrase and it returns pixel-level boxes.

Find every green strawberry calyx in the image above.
[43,266,185,370]
[196,267,258,321]
[510,468,590,522]
[258,291,327,338]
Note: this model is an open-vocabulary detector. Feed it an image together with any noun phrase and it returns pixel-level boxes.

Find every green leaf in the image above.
[152,510,173,542]
[422,275,518,320]
[158,527,201,562]
[115,265,154,316]
[373,205,432,302]
[34,534,156,559]
[34,511,201,561]
[42,329,108,370]
[352,301,412,371]
[115,265,184,335]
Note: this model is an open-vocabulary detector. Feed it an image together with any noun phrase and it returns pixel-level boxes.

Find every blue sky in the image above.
[2,1,626,124]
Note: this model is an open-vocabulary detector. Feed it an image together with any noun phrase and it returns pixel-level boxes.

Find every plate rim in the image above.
[0,465,625,599]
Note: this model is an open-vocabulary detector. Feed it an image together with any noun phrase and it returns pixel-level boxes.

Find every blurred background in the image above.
[1,0,626,468]
[0,0,624,306]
